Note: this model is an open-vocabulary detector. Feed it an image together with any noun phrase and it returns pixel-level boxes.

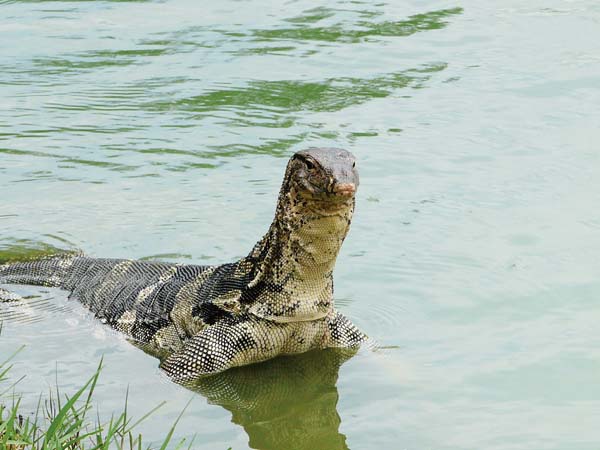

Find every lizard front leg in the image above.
[325,311,367,348]
[159,316,285,381]
[160,312,367,382]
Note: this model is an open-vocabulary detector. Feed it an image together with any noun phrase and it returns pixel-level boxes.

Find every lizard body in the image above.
[0,148,366,381]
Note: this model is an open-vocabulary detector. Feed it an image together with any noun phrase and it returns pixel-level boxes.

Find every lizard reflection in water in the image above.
[0,148,366,380]
[187,348,353,450]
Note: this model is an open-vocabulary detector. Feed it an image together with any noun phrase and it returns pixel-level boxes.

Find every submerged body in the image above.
[0,148,366,381]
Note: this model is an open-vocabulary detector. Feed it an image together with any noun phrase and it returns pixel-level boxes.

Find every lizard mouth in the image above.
[331,183,356,196]
[301,180,356,201]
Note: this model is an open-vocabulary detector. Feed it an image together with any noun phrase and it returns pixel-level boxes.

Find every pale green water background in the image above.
[1,1,600,449]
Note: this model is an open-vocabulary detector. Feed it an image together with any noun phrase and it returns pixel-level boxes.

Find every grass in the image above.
[0,347,194,450]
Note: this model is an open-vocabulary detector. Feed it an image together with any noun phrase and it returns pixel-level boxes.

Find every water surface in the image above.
[1,0,600,449]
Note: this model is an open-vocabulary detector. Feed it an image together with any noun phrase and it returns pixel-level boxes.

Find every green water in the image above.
[2,1,600,448]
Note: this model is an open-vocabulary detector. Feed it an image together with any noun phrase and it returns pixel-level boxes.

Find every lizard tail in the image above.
[0,252,84,288]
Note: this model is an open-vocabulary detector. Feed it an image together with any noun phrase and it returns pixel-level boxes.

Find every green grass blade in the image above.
[42,367,100,444]
[158,398,193,450]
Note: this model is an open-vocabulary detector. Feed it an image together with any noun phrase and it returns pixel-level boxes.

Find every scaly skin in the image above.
[0,148,366,381]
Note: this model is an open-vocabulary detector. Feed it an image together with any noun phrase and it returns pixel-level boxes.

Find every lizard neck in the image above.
[246,184,354,322]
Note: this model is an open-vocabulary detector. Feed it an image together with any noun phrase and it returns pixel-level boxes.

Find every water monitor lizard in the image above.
[0,148,366,381]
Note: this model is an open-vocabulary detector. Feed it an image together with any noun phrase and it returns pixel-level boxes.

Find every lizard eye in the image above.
[305,159,315,170]
[352,162,356,168]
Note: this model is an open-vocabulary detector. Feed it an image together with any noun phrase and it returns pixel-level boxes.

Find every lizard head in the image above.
[286,147,359,204]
